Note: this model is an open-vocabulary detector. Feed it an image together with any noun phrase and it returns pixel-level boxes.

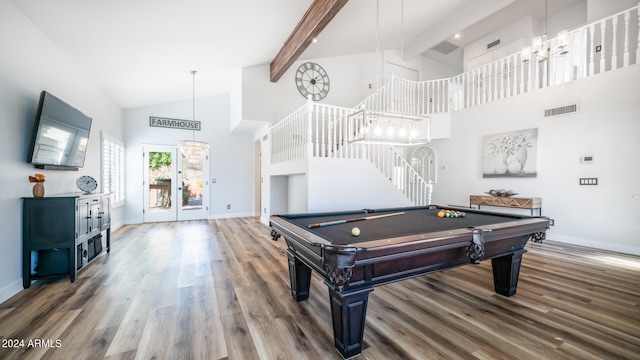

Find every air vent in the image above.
[487,39,501,49]
[432,40,459,55]
[544,103,578,117]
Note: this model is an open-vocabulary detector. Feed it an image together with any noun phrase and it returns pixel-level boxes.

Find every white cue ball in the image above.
[351,227,360,237]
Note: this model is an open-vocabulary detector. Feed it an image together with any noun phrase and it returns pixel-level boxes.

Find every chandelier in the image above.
[178,70,209,163]
[348,0,430,146]
[521,0,569,62]
[347,109,430,145]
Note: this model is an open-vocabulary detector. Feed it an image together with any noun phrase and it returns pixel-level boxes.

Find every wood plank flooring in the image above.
[1,217,639,359]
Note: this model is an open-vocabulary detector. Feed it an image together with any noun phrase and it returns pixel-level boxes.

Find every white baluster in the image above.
[589,24,596,75]
[612,16,619,70]
[434,80,438,113]
[419,82,424,114]
[600,20,607,73]
[306,97,313,159]
[623,10,630,67]
[481,65,486,104]
[500,59,505,98]
[338,109,344,159]
[314,105,320,157]
[476,68,481,105]
[489,62,494,102]
[507,56,513,95]
[636,2,640,63]
[517,54,523,94]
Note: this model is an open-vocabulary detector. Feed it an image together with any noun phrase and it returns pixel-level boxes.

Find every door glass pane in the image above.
[148,151,173,212]
[181,153,203,211]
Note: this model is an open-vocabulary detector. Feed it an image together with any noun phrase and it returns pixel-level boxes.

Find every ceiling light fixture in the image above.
[347,109,431,145]
[178,70,209,164]
[348,0,430,146]
[521,0,569,62]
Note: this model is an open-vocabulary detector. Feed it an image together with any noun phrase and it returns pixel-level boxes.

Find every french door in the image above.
[142,144,209,223]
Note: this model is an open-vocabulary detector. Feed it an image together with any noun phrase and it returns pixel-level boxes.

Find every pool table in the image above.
[269,205,549,358]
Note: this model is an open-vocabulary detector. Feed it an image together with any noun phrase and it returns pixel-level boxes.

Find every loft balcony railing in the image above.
[356,3,639,115]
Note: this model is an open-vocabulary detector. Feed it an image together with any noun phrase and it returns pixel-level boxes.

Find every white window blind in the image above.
[101,132,125,208]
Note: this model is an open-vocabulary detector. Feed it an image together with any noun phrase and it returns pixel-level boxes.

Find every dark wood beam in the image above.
[270,0,349,82]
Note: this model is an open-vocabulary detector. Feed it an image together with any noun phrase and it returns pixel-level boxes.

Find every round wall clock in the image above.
[295,62,330,101]
[76,175,98,194]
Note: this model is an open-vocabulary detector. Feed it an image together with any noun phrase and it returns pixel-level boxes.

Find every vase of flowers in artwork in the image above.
[486,131,533,174]
[29,173,46,197]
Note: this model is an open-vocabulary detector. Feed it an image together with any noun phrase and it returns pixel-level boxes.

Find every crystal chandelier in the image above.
[178,70,209,163]
[521,0,569,62]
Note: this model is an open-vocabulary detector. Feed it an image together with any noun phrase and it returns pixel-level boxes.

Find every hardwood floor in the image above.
[1,217,639,359]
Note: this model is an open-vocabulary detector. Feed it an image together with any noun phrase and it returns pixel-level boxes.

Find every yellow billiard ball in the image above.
[351,227,360,237]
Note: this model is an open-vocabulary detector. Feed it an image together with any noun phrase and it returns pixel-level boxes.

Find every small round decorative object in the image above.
[295,62,330,101]
[76,175,98,194]
[351,227,360,237]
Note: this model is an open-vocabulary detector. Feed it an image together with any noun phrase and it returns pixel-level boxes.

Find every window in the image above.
[102,132,125,208]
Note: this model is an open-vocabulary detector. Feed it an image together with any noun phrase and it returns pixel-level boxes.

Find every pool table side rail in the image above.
[270,214,549,252]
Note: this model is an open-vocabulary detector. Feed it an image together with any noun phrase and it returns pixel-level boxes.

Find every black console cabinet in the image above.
[22,193,111,288]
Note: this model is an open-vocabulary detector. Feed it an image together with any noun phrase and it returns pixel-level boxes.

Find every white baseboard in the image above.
[209,212,255,219]
[549,234,640,256]
[0,279,23,305]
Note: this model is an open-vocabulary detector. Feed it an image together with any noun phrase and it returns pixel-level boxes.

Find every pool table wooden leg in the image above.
[491,249,526,297]
[287,249,312,301]
[328,286,373,359]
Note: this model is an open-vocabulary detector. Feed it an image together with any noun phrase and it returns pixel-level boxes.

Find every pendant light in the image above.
[521,0,569,62]
[178,70,209,163]
[347,0,430,146]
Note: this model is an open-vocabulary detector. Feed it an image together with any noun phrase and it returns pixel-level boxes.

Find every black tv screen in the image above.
[27,91,92,170]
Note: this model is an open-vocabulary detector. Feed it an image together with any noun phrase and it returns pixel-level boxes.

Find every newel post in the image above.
[306,95,314,158]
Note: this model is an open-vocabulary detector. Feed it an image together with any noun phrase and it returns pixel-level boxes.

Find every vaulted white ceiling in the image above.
[11,0,583,109]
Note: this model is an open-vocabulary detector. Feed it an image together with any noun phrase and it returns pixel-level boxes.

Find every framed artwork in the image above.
[483,128,538,178]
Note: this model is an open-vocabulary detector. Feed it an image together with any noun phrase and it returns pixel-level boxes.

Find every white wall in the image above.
[306,158,412,213]
[0,0,124,303]
[287,174,308,214]
[463,2,588,71]
[587,0,638,23]
[240,50,428,126]
[123,94,255,222]
[429,65,640,255]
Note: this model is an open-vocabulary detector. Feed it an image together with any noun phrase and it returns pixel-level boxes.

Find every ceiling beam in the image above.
[270,0,349,82]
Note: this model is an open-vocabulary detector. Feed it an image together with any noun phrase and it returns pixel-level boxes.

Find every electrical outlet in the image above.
[579,178,598,185]
[227,204,230,209]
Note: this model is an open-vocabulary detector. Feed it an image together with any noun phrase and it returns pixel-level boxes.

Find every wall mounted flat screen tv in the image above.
[27,91,92,170]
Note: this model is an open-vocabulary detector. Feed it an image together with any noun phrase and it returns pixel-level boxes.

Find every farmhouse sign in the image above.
[149,116,201,131]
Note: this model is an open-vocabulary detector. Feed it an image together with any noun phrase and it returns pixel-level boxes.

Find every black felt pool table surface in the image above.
[281,207,526,246]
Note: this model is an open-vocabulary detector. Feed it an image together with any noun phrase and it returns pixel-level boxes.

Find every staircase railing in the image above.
[271,99,433,205]
[366,144,433,206]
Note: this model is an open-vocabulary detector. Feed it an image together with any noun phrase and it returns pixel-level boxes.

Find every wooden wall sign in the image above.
[149,116,201,131]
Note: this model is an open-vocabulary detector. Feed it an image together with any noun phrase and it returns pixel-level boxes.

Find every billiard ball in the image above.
[351,227,360,237]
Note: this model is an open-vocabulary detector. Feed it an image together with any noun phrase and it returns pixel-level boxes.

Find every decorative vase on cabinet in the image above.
[32,182,45,198]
